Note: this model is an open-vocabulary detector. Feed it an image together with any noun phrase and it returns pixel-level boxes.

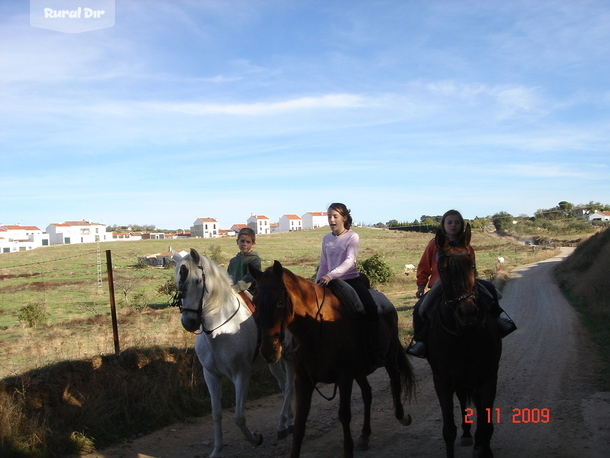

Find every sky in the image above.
[1,0,609,231]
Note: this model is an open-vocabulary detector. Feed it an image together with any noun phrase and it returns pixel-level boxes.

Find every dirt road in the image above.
[89,248,610,457]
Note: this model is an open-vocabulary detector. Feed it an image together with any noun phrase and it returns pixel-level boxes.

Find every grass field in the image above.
[0,226,559,379]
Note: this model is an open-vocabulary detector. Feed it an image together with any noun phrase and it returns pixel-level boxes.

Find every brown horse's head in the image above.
[250,260,291,364]
[435,223,480,330]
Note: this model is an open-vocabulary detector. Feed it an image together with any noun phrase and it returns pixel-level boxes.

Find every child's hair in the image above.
[328,203,353,230]
[237,227,256,243]
[440,209,465,235]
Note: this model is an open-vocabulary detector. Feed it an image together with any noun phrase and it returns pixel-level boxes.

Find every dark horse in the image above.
[250,262,415,458]
[426,224,502,457]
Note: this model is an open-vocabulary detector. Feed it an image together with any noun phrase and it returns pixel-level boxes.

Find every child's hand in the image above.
[318,275,332,286]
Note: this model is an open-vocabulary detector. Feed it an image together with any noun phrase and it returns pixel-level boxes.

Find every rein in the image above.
[436,250,483,336]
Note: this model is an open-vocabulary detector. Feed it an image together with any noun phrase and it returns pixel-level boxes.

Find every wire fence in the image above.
[0,248,191,379]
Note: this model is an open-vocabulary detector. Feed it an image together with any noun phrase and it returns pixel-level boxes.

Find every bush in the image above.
[17,301,49,328]
[128,293,148,312]
[206,244,224,265]
[357,254,394,286]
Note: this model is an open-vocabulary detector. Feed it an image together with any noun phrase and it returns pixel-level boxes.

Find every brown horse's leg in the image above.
[435,385,457,458]
[337,381,355,458]
[456,387,473,446]
[355,376,372,451]
[291,374,314,458]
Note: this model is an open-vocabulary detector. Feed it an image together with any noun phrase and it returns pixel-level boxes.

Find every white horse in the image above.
[173,248,294,458]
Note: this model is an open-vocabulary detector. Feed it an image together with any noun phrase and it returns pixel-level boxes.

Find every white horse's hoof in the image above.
[277,425,293,440]
[399,413,412,426]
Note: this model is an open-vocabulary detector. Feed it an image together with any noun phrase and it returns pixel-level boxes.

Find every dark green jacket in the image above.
[227,251,261,290]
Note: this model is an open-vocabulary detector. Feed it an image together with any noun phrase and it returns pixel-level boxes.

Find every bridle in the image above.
[437,250,483,335]
[255,284,290,342]
[171,263,241,335]
[255,280,339,400]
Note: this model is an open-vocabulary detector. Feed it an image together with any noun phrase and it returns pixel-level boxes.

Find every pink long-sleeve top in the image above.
[315,230,360,282]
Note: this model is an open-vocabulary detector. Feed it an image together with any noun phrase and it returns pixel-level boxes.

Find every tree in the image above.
[492,211,513,234]
[557,201,574,217]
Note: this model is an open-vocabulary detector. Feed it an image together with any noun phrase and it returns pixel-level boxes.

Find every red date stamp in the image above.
[464,408,551,424]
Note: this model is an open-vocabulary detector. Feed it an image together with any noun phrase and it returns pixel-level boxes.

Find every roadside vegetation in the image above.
[0,204,606,457]
[554,227,610,390]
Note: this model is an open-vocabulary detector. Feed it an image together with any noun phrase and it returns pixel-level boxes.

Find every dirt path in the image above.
[87,248,610,457]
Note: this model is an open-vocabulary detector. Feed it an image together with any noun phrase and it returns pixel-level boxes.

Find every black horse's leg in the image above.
[456,387,473,446]
[291,372,314,458]
[473,381,497,458]
[338,380,355,458]
[435,385,457,458]
[355,376,372,451]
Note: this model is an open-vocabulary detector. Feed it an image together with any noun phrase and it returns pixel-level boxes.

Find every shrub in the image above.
[357,254,394,286]
[156,277,178,305]
[128,293,148,312]
[206,244,224,265]
[17,301,49,328]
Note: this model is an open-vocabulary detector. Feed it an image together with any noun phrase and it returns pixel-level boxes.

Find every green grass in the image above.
[0,227,559,379]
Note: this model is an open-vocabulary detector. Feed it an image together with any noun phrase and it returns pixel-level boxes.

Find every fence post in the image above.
[106,250,120,355]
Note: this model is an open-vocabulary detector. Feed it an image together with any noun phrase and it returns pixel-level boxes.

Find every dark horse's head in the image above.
[436,223,482,331]
[250,261,290,364]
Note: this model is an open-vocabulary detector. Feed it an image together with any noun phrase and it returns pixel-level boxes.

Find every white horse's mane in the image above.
[177,252,236,316]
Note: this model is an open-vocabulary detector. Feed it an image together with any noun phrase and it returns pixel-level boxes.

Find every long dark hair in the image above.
[439,209,465,236]
[328,203,353,230]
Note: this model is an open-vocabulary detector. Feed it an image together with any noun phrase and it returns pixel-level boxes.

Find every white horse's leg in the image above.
[233,371,263,446]
[268,359,295,439]
[203,368,224,458]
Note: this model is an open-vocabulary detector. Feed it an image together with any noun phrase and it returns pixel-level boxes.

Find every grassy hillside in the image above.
[0,227,564,456]
[554,227,610,389]
[0,227,556,378]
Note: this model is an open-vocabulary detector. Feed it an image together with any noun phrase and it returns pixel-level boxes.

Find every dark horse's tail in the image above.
[385,311,416,423]
[396,343,416,402]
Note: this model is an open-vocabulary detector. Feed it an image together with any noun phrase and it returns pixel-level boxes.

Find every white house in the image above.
[112,232,143,241]
[279,214,302,232]
[247,215,271,235]
[302,211,328,230]
[588,211,610,222]
[190,218,219,238]
[46,221,110,245]
[0,225,49,253]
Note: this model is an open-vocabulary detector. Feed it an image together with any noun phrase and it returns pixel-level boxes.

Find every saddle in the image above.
[419,280,496,320]
[328,279,365,317]
[238,291,258,320]
[327,279,391,317]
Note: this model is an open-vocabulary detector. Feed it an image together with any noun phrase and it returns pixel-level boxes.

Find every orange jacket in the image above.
[416,238,476,289]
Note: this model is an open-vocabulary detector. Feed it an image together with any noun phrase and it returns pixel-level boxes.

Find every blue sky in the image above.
[1,0,609,231]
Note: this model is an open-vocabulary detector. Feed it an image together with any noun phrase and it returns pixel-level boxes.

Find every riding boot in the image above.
[406,298,428,358]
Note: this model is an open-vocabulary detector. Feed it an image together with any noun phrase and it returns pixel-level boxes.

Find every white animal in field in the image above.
[404,264,415,275]
[497,257,505,268]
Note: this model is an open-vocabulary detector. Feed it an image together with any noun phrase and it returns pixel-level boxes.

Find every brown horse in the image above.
[250,262,415,458]
[426,224,502,458]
